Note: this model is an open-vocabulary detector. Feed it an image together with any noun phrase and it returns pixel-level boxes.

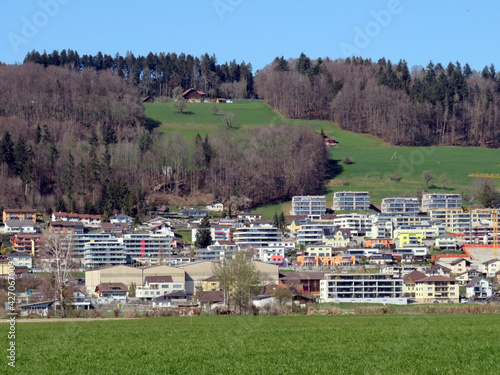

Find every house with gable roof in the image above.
[466,277,493,300]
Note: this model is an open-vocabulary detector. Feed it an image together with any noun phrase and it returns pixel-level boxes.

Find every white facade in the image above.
[296,224,335,245]
[83,240,126,268]
[291,196,326,216]
[233,223,282,247]
[306,245,334,257]
[466,278,493,299]
[136,279,185,299]
[333,214,372,236]
[320,273,406,304]
[421,194,462,212]
[381,197,420,215]
[333,191,370,211]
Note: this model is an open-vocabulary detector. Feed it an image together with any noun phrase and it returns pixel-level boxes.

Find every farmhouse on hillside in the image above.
[182,88,206,102]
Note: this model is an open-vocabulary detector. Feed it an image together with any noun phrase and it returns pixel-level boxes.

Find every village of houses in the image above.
[1,191,500,316]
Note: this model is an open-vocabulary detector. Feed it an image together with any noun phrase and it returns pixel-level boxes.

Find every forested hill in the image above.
[255,55,500,147]
[24,49,254,100]
[0,63,327,214]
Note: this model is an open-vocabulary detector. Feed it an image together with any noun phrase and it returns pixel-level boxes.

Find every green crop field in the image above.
[3,315,500,374]
[144,101,500,219]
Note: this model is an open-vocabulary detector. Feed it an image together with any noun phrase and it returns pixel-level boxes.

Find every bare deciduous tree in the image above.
[422,170,434,188]
[42,231,76,318]
[212,252,262,314]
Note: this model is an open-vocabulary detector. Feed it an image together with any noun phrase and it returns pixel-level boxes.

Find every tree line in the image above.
[24,49,254,100]
[255,54,500,147]
[0,63,327,216]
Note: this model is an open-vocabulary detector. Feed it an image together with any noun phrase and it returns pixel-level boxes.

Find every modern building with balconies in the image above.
[333,191,370,211]
[233,223,282,248]
[421,193,462,212]
[291,196,326,216]
[381,197,420,215]
[320,273,406,304]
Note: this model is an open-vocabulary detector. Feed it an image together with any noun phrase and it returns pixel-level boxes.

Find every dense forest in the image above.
[0,62,327,215]
[24,49,254,100]
[255,54,500,147]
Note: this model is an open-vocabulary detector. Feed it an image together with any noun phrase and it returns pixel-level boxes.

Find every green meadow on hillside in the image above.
[3,315,500,374]
[145,101,500,218]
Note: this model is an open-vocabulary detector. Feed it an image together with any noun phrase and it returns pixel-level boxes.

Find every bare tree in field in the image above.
[221,112,235,128]
[212,251,262,314]
[171,98,187,114]
[422,170,434,188]
[42,231,75,318]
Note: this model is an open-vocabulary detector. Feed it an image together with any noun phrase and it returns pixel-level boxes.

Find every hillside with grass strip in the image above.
[145,101,500,218]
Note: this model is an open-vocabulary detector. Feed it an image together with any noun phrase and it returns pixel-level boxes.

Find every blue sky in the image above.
[1,1,498,73]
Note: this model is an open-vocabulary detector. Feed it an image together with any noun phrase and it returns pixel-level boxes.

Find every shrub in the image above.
[342,157,354,164]
[390,171,401,181]
[89,309,103,318]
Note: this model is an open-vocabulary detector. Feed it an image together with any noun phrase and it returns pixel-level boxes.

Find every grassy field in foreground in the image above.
[3,314,500,374]
[144,101,500,218]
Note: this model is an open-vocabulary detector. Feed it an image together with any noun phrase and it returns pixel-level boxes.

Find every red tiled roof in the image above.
[402,270,426,281]
[4,209,36,213]
[145,276,173,284]
[97,283,128,293]
[415,276,457,283]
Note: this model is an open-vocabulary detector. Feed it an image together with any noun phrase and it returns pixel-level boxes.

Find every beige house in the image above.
[449,259,471,275]
[85,265,186,295]
[306,245,334,257]
[483,259,500,277]
[402,270,426,297]
[179,260,279,295]
[206,201,224,212]
[415,276,459,303]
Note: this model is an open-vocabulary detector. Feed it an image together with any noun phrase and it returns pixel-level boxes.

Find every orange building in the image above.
[3,209,37,223]
[365,238,393,248]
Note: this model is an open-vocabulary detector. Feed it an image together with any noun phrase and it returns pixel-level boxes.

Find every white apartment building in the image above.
[232,223,282,247]
[194,243,239,262]
[83,240,126,268]
[122,233,174,259]
[257,242,295,261]
[333,191,370,211]
[306,245,334,257]
[421,193,462,212]
[333,214,372,236]
[381,197,420,215]
[291,196,327,215]
[135,276,185,300]
[428,208,495,233]
[296,224,336,245]
[320,273,406,305]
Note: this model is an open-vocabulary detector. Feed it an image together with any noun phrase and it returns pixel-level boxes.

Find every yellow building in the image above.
[414,276,459,303]
[202,276,221,291]
[396,232,423,247]
[0,258,13,275]
[323,229,351,248]
[402,270,426,297]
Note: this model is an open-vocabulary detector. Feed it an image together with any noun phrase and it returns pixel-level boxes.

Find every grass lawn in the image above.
[144,101,500,218]
[3,315,500,374]
[144,101,286,140]
[176,230,192,244]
